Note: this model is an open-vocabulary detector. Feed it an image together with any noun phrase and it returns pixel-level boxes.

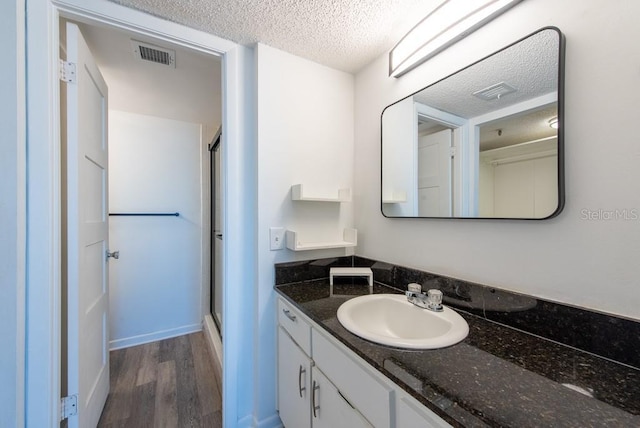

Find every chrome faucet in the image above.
[406,283,444,312]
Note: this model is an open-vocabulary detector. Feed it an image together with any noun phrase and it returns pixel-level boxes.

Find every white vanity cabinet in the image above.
[277,299,373,428]
[276,296,452,428]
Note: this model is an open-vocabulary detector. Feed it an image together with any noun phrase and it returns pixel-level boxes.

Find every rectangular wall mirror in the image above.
[381,27,565,219]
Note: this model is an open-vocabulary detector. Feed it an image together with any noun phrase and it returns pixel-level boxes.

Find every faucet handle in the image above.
[407,283,422,293]
[427,289,443,311]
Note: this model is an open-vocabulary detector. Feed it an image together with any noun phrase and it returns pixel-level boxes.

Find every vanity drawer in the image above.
[278,298,311,356]
[312,328,393,428]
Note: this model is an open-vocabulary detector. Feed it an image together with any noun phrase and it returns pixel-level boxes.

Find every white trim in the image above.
[52,0,236,54]
[109,324,202,351]
[254,412,283,428]
[238,414,254,428]
[467,92,557,128]
[1,1,27,426]
[220,43,257,428]
[26,1,253,427]
[414,102,466,128]
[200,127,211,329]
[25,1,61,425]
[203,314,223,382]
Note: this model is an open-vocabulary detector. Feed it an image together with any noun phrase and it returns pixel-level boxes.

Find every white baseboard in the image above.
[237,414,253,428]
[255,412,283,428]
[109,323,201,350]
[203,314,223,382]
[238,412,281,428]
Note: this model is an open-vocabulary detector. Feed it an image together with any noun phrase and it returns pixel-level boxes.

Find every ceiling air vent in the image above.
[472,82,517,101]
[131,40,175,68]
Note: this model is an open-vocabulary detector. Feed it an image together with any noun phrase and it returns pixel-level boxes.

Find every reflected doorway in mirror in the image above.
[381,27,565,220]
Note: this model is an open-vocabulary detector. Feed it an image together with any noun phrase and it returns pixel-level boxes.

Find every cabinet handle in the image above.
[312,381,320,418]
[298,365,306,397]
[283,308,297,322]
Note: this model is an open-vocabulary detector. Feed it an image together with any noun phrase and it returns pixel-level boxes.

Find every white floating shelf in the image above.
[286,228,357,251]
[382,191,407,204]
[291,184,351,202]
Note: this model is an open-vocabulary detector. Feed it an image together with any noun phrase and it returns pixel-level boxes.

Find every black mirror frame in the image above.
[380,26,565,220]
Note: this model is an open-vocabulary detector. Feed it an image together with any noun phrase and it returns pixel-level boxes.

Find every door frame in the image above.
[25,0,255,426]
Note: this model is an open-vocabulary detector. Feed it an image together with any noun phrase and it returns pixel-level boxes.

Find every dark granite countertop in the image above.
[275,280,640,428]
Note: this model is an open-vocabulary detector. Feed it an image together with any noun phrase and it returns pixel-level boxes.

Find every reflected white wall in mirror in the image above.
[381,27,564,219]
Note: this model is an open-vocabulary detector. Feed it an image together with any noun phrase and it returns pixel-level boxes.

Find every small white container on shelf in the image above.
[291,184,351,202]
[285,228,357,251]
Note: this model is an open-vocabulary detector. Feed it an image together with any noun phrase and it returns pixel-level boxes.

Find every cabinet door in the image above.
[278,327,311,428]
[312,329,392,427]
[396,393,452,428]
[311,367,372,428]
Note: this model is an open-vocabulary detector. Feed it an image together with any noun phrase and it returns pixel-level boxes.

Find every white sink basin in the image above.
[337,294,469,349]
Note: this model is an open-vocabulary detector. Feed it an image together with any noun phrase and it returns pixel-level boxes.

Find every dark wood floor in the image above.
[98,332,222,428]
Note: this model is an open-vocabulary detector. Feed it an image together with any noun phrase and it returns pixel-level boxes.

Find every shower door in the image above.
[209,128,223,334]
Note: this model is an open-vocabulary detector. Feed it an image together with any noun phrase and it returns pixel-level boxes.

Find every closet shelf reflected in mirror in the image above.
[382,191,407,204]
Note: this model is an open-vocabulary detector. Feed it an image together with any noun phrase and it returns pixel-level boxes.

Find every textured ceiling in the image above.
[479,104,557,151]
[412,28,560,151]
[109,0,440,73]
[413,28,560,119]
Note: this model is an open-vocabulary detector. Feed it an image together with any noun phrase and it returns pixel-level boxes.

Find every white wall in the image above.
[255,43,355,426]
[84,25,223,145]
[382,96,416,215]
[0,0,25,426]
[354,0,640,320]
[478,159,495,216]
[83,28,223,330]
[108,110,203,348]
[492,155,558,218]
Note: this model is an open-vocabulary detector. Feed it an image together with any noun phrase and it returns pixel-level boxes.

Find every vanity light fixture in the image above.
[548,116,559,129]
[389,0,522,77]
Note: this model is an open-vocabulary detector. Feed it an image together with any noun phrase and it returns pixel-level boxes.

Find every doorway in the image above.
[72,18,223,346]
[26,2,253,425]
[60,16,223,425]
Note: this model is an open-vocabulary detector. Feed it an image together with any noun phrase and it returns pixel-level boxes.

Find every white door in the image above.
[65,22,110,427]
[417,129,452,216]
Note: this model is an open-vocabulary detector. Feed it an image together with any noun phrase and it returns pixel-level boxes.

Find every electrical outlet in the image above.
[270,227,285,250]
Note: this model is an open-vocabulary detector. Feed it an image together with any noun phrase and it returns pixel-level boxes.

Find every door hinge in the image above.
[60,394,78,420]
[59,59,77,83]
[449,147,457,158]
